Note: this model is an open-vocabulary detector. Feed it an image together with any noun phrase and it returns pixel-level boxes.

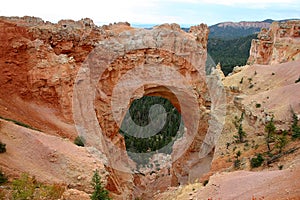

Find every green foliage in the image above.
[0,141,6,153]
[250,154,264,168]
[207,34,257,75]
[233,113,246,143]
[291,109,300,139]
[234,150,241,169]
[74,136,85,147]
[0,116,40,131]
[12,173,36,200]
[120,96,183,165]
[255,103,261,108]
[91,169,111,200]
[0,170,7,184]
[275,131,288,153]
[12,173,65,200]
[37,184,65,200]
[265,116,276,152]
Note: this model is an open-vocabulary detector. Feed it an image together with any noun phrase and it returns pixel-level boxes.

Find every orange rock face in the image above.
[248,20,300,65]
[0,16,227,199]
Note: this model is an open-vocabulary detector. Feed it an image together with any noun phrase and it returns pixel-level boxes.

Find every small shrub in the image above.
[272,72,275,75]
[74,136,85,147]
[234,159,241,169]
[250,154,264,168]
[233,146,237,152]
[255,103,261,108]
[234,151,241,169]
[0,141,6,153]
[0,170,7,184]
[203,179,209,186]
[0,116,40,131]
[295,76,300,83]
[239,77,244,84]
[226,142,231,149]
[38,184,65,200]
[12,173,65,199]
[12,173,36,200]
[249,84,254,89]
[278,165,284,170]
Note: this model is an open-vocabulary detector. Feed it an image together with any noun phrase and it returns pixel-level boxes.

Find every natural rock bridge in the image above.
[73,23,226,197]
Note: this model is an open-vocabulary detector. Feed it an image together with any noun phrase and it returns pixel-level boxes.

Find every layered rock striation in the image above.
[248,20,300,65]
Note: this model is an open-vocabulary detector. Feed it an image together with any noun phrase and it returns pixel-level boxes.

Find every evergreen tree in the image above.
[91,170,111,200]
[233,113,246,143]
[265,116,276,152]
[291,109,300,139]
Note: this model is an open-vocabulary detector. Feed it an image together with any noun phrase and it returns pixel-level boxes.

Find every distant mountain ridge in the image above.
[209,18,299,39]
[215,21,270,29]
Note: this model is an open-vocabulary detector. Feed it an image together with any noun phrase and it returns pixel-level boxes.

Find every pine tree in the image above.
[291,109,300,139]
[91,170,111,200]
[265,116,276,152]
[233,113,246,143]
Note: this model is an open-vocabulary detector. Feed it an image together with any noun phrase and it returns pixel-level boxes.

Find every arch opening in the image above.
[119,95,185,167]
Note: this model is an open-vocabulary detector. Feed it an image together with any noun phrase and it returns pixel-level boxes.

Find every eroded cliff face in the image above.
[154,20,300,199]
[0,16,223,199]
[247,20,300,65]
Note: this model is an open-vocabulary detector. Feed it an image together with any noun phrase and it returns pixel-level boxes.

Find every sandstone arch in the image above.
[73,24,225,194]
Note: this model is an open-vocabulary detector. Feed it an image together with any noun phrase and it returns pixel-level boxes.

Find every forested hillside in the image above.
[207,34,257,75]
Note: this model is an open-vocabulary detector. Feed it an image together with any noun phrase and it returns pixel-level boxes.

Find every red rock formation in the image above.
[248,20,300,65]
[0,16,224,199]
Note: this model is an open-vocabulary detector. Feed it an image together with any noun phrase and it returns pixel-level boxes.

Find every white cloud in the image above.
[0,0,299,25]
[199,0,299,7]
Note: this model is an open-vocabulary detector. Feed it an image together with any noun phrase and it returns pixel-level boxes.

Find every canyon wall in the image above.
[248,20,300,65]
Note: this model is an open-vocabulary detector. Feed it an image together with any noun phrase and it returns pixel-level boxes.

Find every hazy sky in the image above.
[1,0,300,26]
